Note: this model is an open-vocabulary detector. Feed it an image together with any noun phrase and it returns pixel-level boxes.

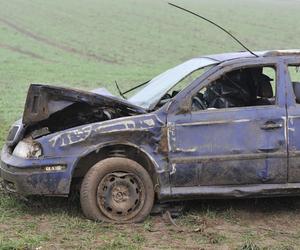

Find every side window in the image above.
[157,67,213,108]
[288,65,300,104]
[191,66,277,111]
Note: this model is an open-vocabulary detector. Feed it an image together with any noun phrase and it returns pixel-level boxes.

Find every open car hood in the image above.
[23,84,146,127]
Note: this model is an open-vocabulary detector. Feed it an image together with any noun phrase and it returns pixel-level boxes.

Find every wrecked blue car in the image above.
[2,50,300,222]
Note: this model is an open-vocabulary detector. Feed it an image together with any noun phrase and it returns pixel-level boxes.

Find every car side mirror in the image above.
[176,96,192,114]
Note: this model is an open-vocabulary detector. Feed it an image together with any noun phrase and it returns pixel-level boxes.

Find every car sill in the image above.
[159,183,300,201]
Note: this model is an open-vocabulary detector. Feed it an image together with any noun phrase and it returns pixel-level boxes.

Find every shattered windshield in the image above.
[128,58,219,110]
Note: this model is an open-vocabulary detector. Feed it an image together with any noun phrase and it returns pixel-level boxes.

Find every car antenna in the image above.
[168,2,259,58]
[115,80,126,99]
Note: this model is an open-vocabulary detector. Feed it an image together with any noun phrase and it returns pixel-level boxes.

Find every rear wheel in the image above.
[80,157,154,223]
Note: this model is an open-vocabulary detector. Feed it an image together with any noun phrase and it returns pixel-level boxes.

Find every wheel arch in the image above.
[71,143,160,192]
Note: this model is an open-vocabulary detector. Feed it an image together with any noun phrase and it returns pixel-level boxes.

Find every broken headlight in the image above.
[12,139,43,159]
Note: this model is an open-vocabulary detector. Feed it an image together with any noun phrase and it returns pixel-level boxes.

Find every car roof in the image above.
[200,49,300,62]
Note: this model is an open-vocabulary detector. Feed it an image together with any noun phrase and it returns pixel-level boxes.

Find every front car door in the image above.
[167,58,288,196]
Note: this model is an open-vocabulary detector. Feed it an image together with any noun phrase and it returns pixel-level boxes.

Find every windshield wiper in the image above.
[115,80,150,99]
[115,80,126,99]
[122,80,150,95]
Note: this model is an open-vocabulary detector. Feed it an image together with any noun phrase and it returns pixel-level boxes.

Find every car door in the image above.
[285,58,300,183]
[167,60,288,188]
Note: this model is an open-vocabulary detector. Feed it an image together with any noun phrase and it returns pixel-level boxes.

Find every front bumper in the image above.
[0,145,77,196]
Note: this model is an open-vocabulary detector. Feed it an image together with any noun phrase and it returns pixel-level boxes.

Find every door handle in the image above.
[260,121,283,130]
[258,147,281,153]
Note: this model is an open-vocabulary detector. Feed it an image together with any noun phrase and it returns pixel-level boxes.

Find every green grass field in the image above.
[1,0,300,248]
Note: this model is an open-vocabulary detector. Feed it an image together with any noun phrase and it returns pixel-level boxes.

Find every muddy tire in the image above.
[80,157,154,223]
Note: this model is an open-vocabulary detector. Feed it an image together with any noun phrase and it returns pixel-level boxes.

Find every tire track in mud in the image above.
[0,42,49,61]
[0,17,117,64]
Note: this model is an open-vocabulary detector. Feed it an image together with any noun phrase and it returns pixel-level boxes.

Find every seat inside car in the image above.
[293,82,300,104]
[255,73,274,105]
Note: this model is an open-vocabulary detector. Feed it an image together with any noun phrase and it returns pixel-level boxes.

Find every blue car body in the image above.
[2,50,300,202]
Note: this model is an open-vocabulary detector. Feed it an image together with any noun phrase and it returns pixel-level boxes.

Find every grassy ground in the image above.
[1,0,300,249]
[2,186,300,249]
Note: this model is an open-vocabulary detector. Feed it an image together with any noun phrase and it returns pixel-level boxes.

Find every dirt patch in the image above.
[37,218,52,233]
[0,17,117,64]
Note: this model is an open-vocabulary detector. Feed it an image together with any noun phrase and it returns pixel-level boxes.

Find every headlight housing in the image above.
[12,139,43,159]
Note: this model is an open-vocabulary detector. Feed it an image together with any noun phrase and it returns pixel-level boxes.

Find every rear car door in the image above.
[285,57,300,182]
[167,59,288,188]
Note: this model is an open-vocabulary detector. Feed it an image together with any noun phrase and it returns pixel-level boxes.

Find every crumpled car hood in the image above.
[23,84,146,126]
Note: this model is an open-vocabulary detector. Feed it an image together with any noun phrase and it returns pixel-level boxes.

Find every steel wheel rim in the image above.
[97,172,146,221]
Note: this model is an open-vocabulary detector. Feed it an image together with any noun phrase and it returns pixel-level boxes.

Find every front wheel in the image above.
[80,157,154,223]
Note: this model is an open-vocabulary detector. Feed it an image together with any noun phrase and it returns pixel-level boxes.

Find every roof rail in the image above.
[263,49,300,57]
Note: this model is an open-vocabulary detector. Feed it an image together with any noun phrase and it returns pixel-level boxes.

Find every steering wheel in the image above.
[192,95,206,110]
